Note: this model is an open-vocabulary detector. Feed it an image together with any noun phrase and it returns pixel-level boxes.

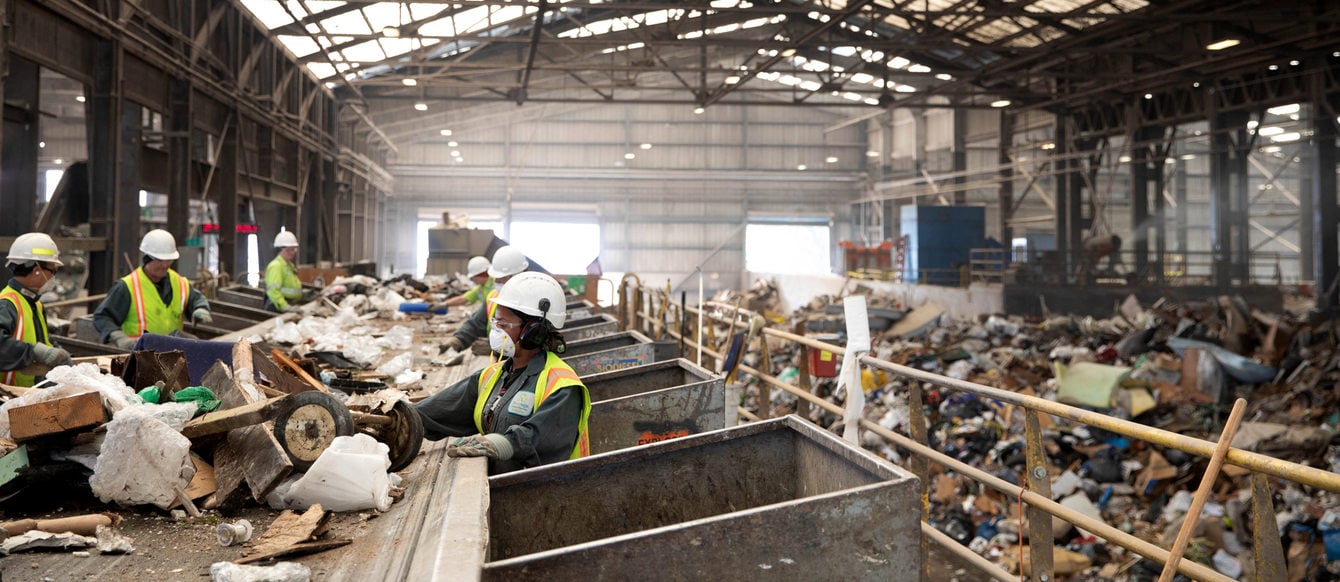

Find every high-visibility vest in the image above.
[485,288,501,331]
[121,267,189,338]
[472,351,592,460]
[265,255,303,310]
[0,286,51,387]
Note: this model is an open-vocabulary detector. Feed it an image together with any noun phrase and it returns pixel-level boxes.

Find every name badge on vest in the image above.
[507,391,536,416]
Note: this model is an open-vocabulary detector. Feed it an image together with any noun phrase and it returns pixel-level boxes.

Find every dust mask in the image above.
[37,268,57,294]
[489,326,517,358]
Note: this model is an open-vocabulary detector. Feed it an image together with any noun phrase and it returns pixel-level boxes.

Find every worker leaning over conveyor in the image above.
[264,230,304,313]
[92,229,212,350]
[415,272,591,474]
[443,255,493,308]
[439,245,528,354]
[0,233,73,386]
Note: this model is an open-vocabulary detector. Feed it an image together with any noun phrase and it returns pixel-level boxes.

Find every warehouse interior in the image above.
[2,0,1340,580]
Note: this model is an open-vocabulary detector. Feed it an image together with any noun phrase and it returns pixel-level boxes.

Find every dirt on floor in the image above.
[0,495,385,582]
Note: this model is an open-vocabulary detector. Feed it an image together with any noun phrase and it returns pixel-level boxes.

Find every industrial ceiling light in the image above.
[414,102,428,111]
[1268,103,1300,115]
[1205,39,1240,51]
[826,156,838,163]
[1290,60,1300,66]
[866,150,879,157]
[402,78,418,86]
[54,158,63,165]
[440,129,452,136]
[448,141,458,147]
[797,164,807,171]
[1268,65,1279,71]
[724,75,741,84]
[624,152,636,160]
[990,99,1010,108]
[640,143,652,150]
[75,95,86,103]
[693,107,705,114]
[781,48,796,57]
[450,150,461,157]
[1144,93,1153,100]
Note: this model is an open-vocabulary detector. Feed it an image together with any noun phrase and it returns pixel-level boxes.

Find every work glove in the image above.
[470,337,492,356]
[193,308,213,324]
[439,336,465,353]
[109,330,138,350]
[32,343,73,368]
[446,434,512,460]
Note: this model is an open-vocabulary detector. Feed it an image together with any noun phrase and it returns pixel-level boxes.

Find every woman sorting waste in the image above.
[414,272,591,474]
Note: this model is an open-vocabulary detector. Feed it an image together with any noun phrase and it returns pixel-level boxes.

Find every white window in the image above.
[745,223,831,275]
[416,220,437,277]
[509,220,601,275]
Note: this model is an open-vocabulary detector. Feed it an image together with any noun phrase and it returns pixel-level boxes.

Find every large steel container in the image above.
[579,358,724,453]
[566,298,596,320]
[563,331,676,376]
[559,313,618,342]
[217,285,267,310]
[482,415,920,581]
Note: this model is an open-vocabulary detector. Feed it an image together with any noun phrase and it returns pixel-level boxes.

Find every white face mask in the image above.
[489,326,517,358]
[37,268,57,294]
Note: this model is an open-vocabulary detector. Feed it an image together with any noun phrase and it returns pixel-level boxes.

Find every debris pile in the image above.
[729,285,1340,580]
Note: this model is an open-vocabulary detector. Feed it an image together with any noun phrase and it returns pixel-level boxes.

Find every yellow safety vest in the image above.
[0,287,51,387]
[265,255,303,310]
[472,351,592,460]
[485,288,500,330]
[121,267,189,338]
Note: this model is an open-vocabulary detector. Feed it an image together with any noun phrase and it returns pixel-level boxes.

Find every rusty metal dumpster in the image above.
[577,358,724,453]
[559,313,618,342]
[566,298,596,320]
[482,415,920,581]
[563,331,677,376]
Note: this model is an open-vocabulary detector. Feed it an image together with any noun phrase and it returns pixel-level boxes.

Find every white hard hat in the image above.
[488,246,529,279]
[274,230,299,248]
[140,229,180,260]
[6,233,63,267]
[493,272,567,329]
[466,255,490,278]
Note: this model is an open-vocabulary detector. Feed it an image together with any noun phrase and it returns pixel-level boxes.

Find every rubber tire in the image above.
[384,399,424,472]
[273,390,355,472]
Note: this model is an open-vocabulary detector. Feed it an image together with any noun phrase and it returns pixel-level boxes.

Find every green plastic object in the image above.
[175,386,221,414]
[138,385,163,404]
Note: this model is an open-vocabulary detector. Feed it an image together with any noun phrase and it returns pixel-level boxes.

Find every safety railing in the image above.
[1002,249,1286,287]
[614,279,1336,582]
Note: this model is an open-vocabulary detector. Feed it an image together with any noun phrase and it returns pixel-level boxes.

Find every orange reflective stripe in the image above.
[127,269,148,336]
[1,293,17,386]
[177,275,189,317]
[540,368,581,402]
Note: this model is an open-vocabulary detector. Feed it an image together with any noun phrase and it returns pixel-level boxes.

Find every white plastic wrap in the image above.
[89,407,195,509]
[210,561,311,582]
[276,434,393,512]
[839,296,869,444]
[375,353,413,376]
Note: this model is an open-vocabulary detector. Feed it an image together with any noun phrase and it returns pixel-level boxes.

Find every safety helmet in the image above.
[6,233,63,267]
[466,255,490,278]
[493,272,567,329]
[274,230,299,248]
[488,246,529,279]
[140,229,180,260]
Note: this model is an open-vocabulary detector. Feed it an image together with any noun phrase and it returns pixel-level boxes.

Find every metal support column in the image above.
[952,108,967,205]
[118,102,142,274]
[216,113,239,278]
[1153,142,1167,284]
[1131,128,1152,278]
[167,77,192,249]
[1055,117,1070,275]
[0,56,39,237]
[1210,111,1250,289]
[1175,157,1189,256]
[89,40,130,290]
[999,112,1014,248]
[1312,100,1338,306]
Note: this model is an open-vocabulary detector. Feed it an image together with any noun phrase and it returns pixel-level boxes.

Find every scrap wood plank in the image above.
[236,504,351,564]
[8,391,107,442]
[227,424,293,502]
[205,441,247,510]
[180,398,286,439]
[270,348,330,393]
[232,340,310,396]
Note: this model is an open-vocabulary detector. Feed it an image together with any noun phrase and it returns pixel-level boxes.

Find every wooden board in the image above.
[227,424,294,502]
[180,398,285,439]
[237,505,351,564]
[208,441,248,510]
[8,391,107,441]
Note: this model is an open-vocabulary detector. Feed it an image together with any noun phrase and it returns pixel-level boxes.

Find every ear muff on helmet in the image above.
[518,318,553,350]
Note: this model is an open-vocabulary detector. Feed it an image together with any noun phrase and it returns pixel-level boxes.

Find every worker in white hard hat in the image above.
[416,272,591,474]
[92,229,212,350]
[443,255,493,308]
[0,233,73,386]
[439,245,529,354]
[264,230,304,313]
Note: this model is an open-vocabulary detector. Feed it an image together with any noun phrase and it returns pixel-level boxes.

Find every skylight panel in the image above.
[277,35,322,58]
[240,0,294,29]
[363,3,404,31]
[340,40,388,63]
[283,1,308,19]
[305,1,348,14]
[417,15,458,37]
[379,37,420,59]
[307,62,337,79]
[321,10,374,35]
[410,3,449,21]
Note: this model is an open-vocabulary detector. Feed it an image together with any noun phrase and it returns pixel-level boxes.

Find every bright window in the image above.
[509,220,601,274]
[416,220,436,277]
[745,223,831,275]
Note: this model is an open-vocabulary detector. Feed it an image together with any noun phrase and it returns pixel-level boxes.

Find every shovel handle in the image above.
[1156,398,1247,582]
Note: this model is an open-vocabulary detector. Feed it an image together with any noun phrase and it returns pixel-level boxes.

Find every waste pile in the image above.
[0,272,472,580]
[723,282,1340,581]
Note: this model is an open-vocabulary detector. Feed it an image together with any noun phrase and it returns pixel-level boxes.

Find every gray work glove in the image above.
[470,337,492,356]
[32,343,73,368]
[193,308,213,324]
[446,434,512,460]
[440,336,465,353]
[109,330,138,350]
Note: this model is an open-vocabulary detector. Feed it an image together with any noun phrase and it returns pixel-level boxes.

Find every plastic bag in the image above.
[210,561,310,582]
[279,434,392,512]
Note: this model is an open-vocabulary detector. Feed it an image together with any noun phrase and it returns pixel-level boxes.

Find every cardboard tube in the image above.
[0,513,119,538]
